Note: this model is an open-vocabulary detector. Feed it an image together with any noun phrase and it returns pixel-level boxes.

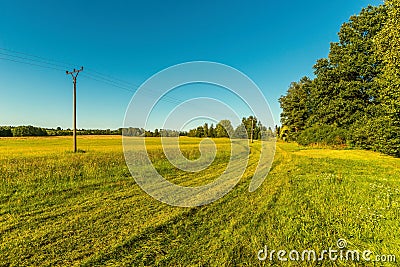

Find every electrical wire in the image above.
[0,56,66,72]
[0,47,75,69]
[80,73,136,93]
[84,67,139,87]
[0,47,239,120]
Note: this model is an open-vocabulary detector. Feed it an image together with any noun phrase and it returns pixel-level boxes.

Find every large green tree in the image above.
[241,116,258,139]
[203,123,209,137]
[278,3,400,154]
[373,0,400,156]
[215,120,234,138]
[195,126,205,137]
[279,77,312,139]
[310,5,387,128]
[208,124,215,138]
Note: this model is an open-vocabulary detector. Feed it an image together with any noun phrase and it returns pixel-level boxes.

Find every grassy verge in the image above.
[0,137,399,266]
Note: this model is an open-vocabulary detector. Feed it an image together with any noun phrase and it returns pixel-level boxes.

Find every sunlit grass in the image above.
[0,137,399,266]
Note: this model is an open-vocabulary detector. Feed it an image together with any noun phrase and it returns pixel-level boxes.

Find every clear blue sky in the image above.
[0,0,383,130]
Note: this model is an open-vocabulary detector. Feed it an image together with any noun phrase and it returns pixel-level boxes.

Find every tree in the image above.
[123,127,144,136]
[12,125,48,137]
[241,116,256,139]
[279,77,312,139]
[254,121,262,140]
[309,5,387,129]
[275,125,281,138]
[179,131,188,136]
[0,126,12,137]
[373,0,400,156]
[208,124,215,138]
[145,130,153,137]
[233,123,248,139]
[203,123,209,137]
[266,126,274,138]
[195,126,205,137]
[187,129,196,137]
[215,120,234,138]
[280,126,290,141]
[279,4,393,153]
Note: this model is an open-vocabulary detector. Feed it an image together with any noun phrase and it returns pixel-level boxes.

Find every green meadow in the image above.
[0,136,399,266]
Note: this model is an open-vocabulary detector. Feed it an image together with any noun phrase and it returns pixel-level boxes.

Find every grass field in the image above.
[1,136,399,266]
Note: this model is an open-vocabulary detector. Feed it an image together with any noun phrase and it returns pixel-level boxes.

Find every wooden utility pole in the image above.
[66,67,83,152]
[250,117,254,143]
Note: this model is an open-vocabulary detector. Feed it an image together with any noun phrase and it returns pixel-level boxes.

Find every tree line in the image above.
[184,117,274,139]
[0,126,122,137]
[1,117,276,140]
[123,128,180,137]
[279,1,400,156]
[123,117,275,140]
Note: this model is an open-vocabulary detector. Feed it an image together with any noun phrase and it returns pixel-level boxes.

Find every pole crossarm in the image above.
[66,66,83,78]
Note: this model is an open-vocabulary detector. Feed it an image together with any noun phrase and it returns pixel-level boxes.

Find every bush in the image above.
[348,117,400,157]
[296,125,347,146]
[0,126,13,137]
[12,125,48,137]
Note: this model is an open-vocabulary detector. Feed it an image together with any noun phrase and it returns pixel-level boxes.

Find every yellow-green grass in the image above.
[0,136,399,266]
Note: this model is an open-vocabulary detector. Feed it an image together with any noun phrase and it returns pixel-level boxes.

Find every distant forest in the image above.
[124,116,275,140]
[279,1,400,157]
[0,126,122,137]
[0,116,275,140]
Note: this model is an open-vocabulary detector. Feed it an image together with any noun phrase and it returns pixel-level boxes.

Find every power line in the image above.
[0,49,138,95]
[80,73,137,93]
[81,72,138,91]
[0,56,65,71]
[84,67,139,87]
[0,47,140,92]
[0,47,75,69]
[0,51,71,70]
[0,47,139,89]
[0,47,239,120]
[0,47,180,100]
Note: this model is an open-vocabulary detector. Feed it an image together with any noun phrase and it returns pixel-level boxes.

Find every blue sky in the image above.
[0,0,383,130]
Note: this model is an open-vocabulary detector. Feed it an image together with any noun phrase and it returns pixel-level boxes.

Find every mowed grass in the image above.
[0,136,399,266]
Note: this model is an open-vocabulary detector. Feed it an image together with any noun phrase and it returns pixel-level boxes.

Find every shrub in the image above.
[0,126,13,137]
[348,117,400,157]
[12,125,48,137]
[297,125,347,146]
